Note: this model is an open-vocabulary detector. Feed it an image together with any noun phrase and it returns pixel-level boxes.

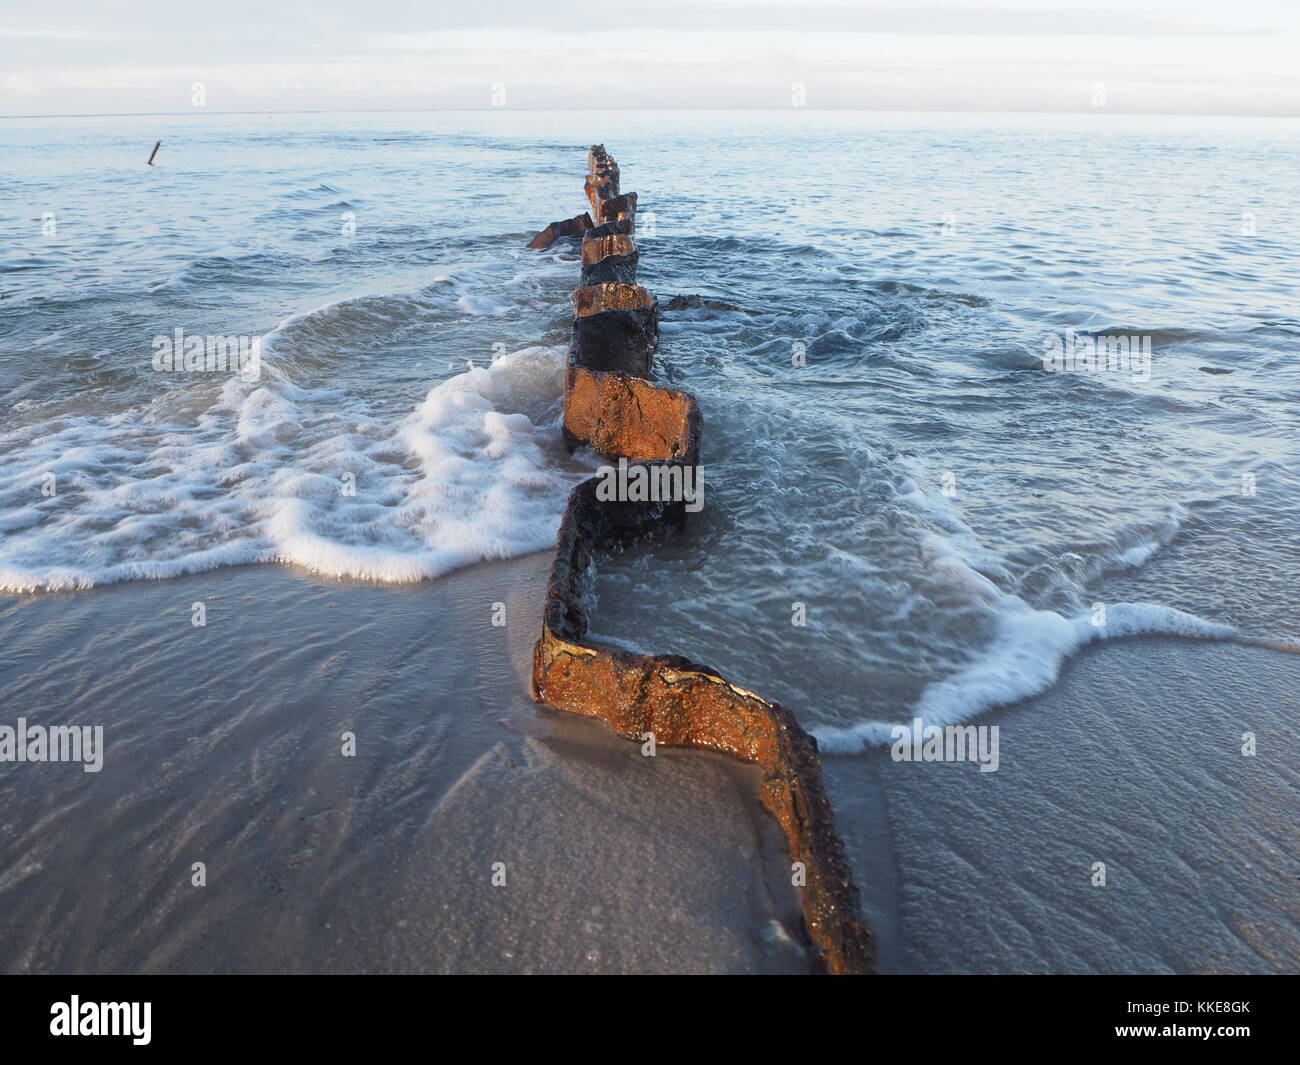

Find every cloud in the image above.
[0,27,98,40]
[1,1,1298,116]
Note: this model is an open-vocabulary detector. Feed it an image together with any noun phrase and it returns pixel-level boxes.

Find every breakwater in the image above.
[528,146,873,975]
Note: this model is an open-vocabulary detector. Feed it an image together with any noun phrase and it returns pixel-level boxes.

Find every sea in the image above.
[3,108,1298,749]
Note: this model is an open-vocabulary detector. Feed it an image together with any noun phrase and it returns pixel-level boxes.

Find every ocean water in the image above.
[2,109,1298,747]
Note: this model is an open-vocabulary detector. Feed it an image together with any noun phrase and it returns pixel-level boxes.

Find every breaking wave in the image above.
[0,329,591,592]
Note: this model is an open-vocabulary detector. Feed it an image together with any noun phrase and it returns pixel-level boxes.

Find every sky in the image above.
[3,0,1300,117]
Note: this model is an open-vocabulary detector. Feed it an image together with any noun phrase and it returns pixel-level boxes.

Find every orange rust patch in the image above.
[584,171,618,214]
[564,365,699,463]
[581,233,635,265]
[595,192,637,225]
[572,283,653,317]
[532,482,875,975]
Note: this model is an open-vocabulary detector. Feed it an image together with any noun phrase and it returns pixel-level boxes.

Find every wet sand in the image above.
[2,559,1295,973]
[0,556,806,974]
[828,638,1300,974]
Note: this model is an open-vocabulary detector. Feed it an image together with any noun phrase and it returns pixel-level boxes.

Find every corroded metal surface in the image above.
[580,252,638,287]
[569,285,659,378]
[585,218,634,239]
[526,211,594,250]
[563,366,699,462]
[581,232,636,265]
[596,191,637,225]
[572,282,654,317]
[531,147,874,975]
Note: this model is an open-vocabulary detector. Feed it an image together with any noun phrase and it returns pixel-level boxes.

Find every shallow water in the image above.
[3,109,1298,746]
[0,558,805,974]
[828,638,1300,974]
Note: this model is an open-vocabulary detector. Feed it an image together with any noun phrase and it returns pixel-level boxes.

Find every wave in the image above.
[812,475,1238,753]
[0,344,593,592]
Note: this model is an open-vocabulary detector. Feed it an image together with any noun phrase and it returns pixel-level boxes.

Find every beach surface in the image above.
[829,637,1300,974]
[0,556,806,974]
[5,556,1293,973]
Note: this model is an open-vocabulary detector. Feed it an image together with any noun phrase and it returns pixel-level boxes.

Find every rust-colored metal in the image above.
[596,191,637,225]
[573,282,654,317]
[586,218,634,239]
[585,149,620,201]
[527,211,594,250]
[584,173,619,216]
[531,147,874,975]
[563,366,699,462]
[581,232,636,265]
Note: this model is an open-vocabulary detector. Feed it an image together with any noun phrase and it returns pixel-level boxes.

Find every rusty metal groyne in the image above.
[528,146,873,975]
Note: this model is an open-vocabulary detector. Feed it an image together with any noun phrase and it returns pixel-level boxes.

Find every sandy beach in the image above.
[4,554,1294,973]
[0,556,806,974]
[829,638,1300,974]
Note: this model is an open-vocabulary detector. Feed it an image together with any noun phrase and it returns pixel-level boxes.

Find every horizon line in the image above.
[5,106,1300,121]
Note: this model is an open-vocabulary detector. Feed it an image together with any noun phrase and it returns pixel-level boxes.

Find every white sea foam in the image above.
[812,473,1237,753]
[0,340,591,592]
[455,292,511,316]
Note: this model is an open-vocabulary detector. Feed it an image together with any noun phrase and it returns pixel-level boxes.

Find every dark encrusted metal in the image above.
[526,211,594,250]
[531,147,875,975]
